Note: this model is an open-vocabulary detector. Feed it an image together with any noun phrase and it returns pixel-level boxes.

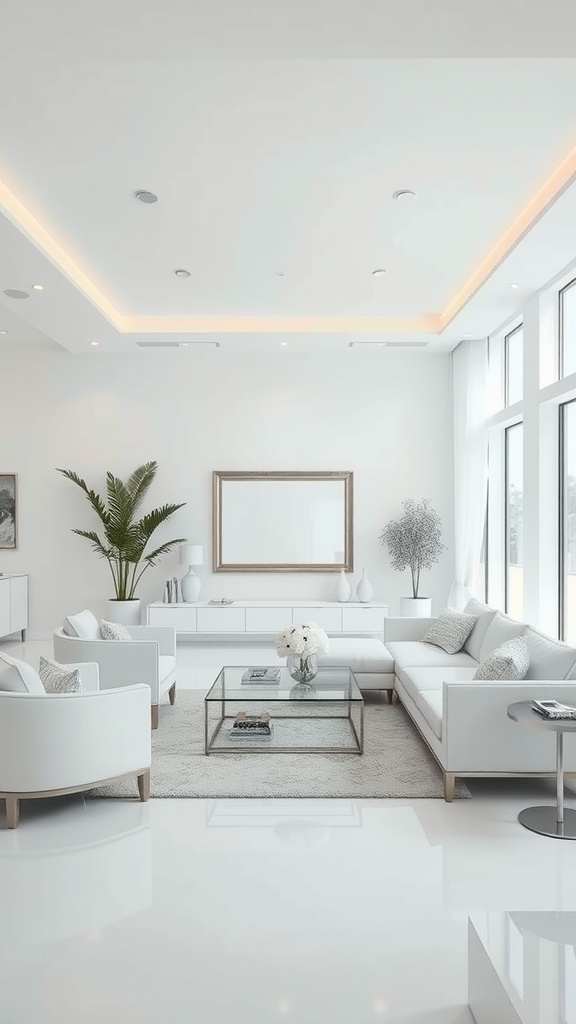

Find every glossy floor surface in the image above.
[2,638,576,1023]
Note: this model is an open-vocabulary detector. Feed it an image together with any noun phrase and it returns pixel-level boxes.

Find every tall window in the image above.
[560,279,576,379]
[560,400,576,643]
[505,325,523,406]
[505,423,524,619]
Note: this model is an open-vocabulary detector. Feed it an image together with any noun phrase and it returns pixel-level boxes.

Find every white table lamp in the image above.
[179,544,204,603]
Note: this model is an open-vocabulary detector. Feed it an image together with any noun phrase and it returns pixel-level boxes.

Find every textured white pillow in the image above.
[423,608,478,655]
[474,635,529,681]
[0,652,45,694]
[39,656,84,694]
[62,609,100,639]
[100,619,132,641]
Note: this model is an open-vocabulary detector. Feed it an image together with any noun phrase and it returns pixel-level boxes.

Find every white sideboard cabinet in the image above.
[147,600,388,639]
[0,574,29,640]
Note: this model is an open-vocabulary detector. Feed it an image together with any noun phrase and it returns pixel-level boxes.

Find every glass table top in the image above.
[205,666,362,702]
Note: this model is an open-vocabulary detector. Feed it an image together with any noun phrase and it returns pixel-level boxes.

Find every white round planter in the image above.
[107,599,142,626]
[400,597,432,618]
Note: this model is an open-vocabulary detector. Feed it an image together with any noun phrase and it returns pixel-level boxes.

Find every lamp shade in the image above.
[180,544,204,567]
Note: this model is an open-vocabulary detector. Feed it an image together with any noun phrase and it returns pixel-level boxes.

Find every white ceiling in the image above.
[1,5,576,354]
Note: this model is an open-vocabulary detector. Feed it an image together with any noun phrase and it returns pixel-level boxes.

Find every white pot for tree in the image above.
[107,599,142,626]
[400,597,432,618]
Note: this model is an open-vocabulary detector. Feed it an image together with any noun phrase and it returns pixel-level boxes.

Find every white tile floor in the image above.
[1,638,576,1022]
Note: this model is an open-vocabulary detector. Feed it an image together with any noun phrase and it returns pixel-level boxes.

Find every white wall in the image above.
[0,350,454,635]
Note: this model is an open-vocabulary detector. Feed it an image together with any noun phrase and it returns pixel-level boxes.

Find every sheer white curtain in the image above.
[448,339,489,609]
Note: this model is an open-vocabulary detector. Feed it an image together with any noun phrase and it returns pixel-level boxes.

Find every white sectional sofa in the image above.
[384,600,576,800]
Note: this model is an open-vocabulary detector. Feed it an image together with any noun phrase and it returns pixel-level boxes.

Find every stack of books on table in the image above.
[532,699,576,720]
[241,667,281,685]
[230,711,274,740]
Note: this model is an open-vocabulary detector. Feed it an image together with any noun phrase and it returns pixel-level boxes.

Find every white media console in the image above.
[0,574,29,640]
[147,600,389,638]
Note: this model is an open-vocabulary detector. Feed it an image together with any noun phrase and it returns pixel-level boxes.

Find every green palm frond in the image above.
[57,463,186,600]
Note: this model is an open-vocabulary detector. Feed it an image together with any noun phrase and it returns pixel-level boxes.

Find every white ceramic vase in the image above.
[335,569,352,603]
[400,597,432,617]
[107,599,141,626]
[356,570,374,603]
[181,569,201,603]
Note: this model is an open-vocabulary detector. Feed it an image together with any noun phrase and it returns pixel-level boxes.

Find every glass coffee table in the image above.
[204,666,364,755]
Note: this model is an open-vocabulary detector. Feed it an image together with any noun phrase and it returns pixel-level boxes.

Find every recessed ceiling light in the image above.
[3,289,29,299]
[509,282,520,289]
[90,341,99,347]
[372,268,387,277]
[32,284,44,291]
[281,341,288,347]
[180,342,190,347]
[378,342,386,346]
[174,269,191,278]
[393,189,416,202]
[0,330,7,335]
[134,190,158,204]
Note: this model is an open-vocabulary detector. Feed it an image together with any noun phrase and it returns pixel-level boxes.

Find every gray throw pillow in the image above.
[100,619,132,641]
[474,635,529,681]
[39,656,84,694]
[423,608,479,655]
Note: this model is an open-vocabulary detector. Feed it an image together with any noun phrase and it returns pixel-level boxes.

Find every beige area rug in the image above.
[96,690,469,799]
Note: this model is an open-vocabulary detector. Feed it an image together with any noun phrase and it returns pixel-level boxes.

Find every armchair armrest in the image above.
[0,685,151,793]
[65,662,100,693]
[383,617,437,642]
[128,626,176,656]
[443,679,576,772]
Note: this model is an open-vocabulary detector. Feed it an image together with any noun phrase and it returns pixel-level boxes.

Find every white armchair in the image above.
[0,661,151,829]
[54,620,177,729]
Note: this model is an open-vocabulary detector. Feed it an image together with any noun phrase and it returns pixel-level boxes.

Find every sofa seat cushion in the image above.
[416,690,443,740]
[318,638,394,674]
[478,612,525,662]
[399,665,478,704]
[63,609,100,640]
[524,628,576,680]
[463,599,497,661]
[158,655,176,684]
[0,652,45,694]
[387,641,477,671]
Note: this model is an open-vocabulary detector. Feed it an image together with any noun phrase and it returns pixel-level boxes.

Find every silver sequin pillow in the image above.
[39,656,84,693]
[474,634,529,680]
[423,608,479,655]
[100,619,132,641]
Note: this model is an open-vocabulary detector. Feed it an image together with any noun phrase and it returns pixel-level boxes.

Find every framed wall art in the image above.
[0,474,17,549]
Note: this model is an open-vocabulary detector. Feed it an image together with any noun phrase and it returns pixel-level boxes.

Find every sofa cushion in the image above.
[463,599,497,661]
[399,665,478,704]
[474,635,529,681]
[422,607,478,654]
[478,612,525,662]
[39,656,83,694]
[386,641,477,672]
[63,609,100,640]
[318,637,394,674]
[524,628,576,680]
[0,652,45,694]
[416,690,443,740]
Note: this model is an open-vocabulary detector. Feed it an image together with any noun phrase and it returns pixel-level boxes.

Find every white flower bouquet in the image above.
[275,622,330,657]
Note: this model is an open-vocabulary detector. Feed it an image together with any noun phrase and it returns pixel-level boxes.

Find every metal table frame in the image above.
[507,701,576,840]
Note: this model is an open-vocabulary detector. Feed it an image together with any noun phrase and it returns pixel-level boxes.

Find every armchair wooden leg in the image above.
[444,772,456,803]
[5,796,20,829]
[151,705,159,730]
[169,682,176,706]
[138,770,151,802]
[386,689,394,705]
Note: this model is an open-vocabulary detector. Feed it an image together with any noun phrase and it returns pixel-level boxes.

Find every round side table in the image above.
[507,701,576,840]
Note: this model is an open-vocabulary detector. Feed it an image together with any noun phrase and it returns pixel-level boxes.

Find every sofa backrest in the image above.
[478,611,525,663]
[524,627,576,680]
[463,599,497,662]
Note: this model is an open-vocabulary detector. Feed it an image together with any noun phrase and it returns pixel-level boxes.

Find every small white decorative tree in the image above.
[380,499,445,598]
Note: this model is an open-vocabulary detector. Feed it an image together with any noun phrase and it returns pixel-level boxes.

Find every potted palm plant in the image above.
[57,461,186,625]
[380,499,445,616]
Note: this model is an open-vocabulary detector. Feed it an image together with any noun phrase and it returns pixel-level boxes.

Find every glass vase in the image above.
[287,653,318,684]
